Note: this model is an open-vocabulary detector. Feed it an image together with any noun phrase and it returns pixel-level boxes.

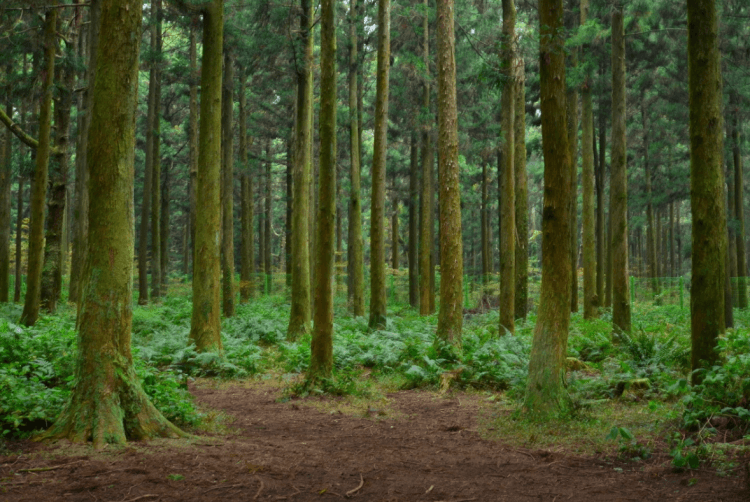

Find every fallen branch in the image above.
[253,479,264,500]
[345,473,364,497]
[203,483,244,494]
[17,460,86,473]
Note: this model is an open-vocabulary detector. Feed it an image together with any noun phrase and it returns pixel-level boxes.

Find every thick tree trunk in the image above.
[499,0,515,335]
[309,0,336,379]
[287,0,313,338]
[688,0,725,380]
[580,0,596,319]
[40,0,184,448]
[514,59,528,321]
[221,48,235,317]
[610,4,630,333]
[347,0,364,315]
[150,0,163,301]
[189,0,224,353]
[525,0,571,417]
[368,0,391,329]
[409,132,419,307]
[20,8,56,326]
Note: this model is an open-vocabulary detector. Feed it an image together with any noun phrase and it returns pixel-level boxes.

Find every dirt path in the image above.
[1,380,747,501]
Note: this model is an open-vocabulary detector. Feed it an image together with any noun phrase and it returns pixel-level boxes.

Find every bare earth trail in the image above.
[1,380,747,501]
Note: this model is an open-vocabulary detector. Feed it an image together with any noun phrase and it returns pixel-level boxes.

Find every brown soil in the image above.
[1,380,748,501]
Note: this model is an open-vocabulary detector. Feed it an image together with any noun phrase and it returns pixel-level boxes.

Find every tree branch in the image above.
[0,106,39,149]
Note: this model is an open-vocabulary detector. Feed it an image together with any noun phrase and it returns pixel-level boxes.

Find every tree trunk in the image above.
[286,136,292,287]
[221,48,235,317]
[610,3,630,333]
[514,59,528,321]
[309,0,336,379]
[481,162,489,282]
[265,140,272,282]
[499,0,515,335]
[643,94,658,297]
[368,0,391,329]
[567,2,579,314]
[188,22,198,277]
[40,0,184,448]
[391,201,399,269]
[733,108,747,308]
[0,73,11,302]
[20,7,56,326]
[347,0,364,315]
[419,0,435,316]
[688,0,725,380]
[150,0,162,301]
[287,0,313,338]
[409,132,419,307]
[524,0,571,417]
[189,0,224,353]
[239,66,253,303]
[580,0,596,319]
[596,82,606,304]
[13,175,23,303]
[160,159,170,292]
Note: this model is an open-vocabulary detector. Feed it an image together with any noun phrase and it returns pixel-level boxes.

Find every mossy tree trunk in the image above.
[189,0,224,353]
[524,0,571,417]
[287,0,313,339]
[610,3,630,334]
[150,0,163,301]
[20,7,56,327]
[409,132,419,307]
[188,21,198,277]
[580,0,596,319]
[514,58,528,321]
[499,0,515,335]
[688,0,725,380]
[221,48,235,317]
[733,108,747,308]
[566,3,579,315]
[368,0,391,329]
[419,0,435,316]
[309,0,336,380]
[40,0,184,448]
[0,71,11,302]
[239,66,254,303]
[435,0,463,346]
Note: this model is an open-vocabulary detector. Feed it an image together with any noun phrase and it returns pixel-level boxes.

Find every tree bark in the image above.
[40,0,184,447]
[409,132,419,307]
[20,7,56,326]
[239,66,253,303]
[580,0,596,319]
[567,1,579,314]
[524,0,571,417]
[264,140,272,282]
[188,21,198,277]
[368,0,391,329]
[643,94,658,297]
[160,159,170,292]
[309,0,336,379]
[221,48,235,317]
[419,0,435,316]
[481,162,489,282]
[150,0,162,301]
[0,72,11,302]
[514,59,528,321]
[596,75,606,304]
[499,0,515,335]
[733,108,747,308]
[287,0,313,338]
[610,3,630,333]
[688,0,725,380]
[189,0,224,353]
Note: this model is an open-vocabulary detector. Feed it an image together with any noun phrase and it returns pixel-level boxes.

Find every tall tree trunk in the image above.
[643,94,658,297]
[265,140,272,283]
[188,21,198,277]
[150,0,162,301]
[688,0,725,380]
[348,0,364,315]
[239,66,253,302]
[610,3,630,333]
[309,0,336,379]
[69,0,98,304]
[189,0,224,353]
[525,0,571,416]
[368,0,391,329]
[733,108,747,308]
[435,0,462,346]
[286,136,292,287]
[669,202,675,277]
[419,0,434,316]
[258,180,265,276]
[20,7,56,326]
[408,132,419,307]
[514,58,528,321]
[221,48,235,317]
[0,72,11,302]
[160,159,170,292]
[14,175,23,303]
[596,82,606,304]
[40,0,184,448]
[580,0,596,319]
[499,0,515,334]
[481,162,489,282]
[287,0,313,338]
[676,201,681,276]
[567,1,579,314]
[391,200,399,269]
[139,3,156,305]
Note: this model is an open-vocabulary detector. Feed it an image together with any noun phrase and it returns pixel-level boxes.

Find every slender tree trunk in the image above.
[419,0,434,316]
[676,202,681,276]
[643,94,658,297]
[259,180,265,276]
[733,109,747,308]
[239,66,253,302]
[409,132,419,307]
[13,175,23,303]
[221,48,235,317]
[0,73,11,302]
[596,85,606,303]
[286,136,292,287]
[669,202,675,277]
[567,2,579,314]
[265,140,272,282]
[688,0,725,379]
[287,0,313,338]
[525,0,571,416]
[309,0,336,379]
[610,3,630,333]
[188,22,198,277]
[150,0,162,301]
[391,200,399,269]
[514,59,528,321]
[160,159,170,292]
[348,0,364,315]
[481,162,489,282]
[435,0,462,346]
[189,0,224,353]
[368,0,391,329]
[580,0,596,319]
[40,0,184,448]
[499,0,515,334]
[20,7,56,326]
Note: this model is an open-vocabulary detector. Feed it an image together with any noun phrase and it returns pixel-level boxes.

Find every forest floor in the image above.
[1,378,748,502]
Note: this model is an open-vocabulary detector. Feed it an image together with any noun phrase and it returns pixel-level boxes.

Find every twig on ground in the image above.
[253,478,265,500]
[18,460,87,473]
[345,473,364,497]
[203,483,244,494]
